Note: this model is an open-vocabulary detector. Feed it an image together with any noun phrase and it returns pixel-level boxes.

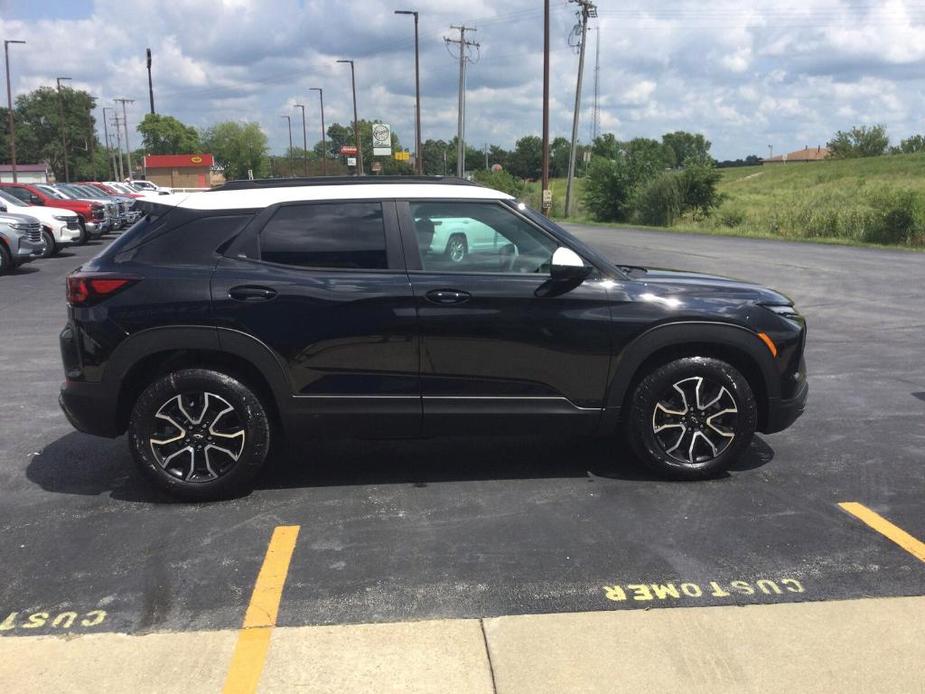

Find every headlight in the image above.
[53,214,72,221]
[761,304,801,319]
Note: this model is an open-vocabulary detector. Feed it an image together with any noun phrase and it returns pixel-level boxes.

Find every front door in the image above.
[399,199,613,436]
[212,200,420,438]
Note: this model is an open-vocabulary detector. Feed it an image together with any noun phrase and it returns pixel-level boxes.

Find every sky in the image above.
[2,0,925,160]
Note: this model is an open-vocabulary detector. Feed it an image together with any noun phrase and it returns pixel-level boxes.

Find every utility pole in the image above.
[395,10,422,174]
[541,1,550,216]
[115,98,135,179]
[86,96,96,177]
[309,88,326,175]
[484,143,489,170]
[4,39,26,183]
[294,104,308,176]
[590,26,601,142]
[280,114,293,176]
[564,0,596,217]
[768,144,773,161]
[444,25,479,177]
[146,49,155,114]
[111,113,125,180]
[56,77,72,182]
[102,106,114,180]
[336,60,364,175]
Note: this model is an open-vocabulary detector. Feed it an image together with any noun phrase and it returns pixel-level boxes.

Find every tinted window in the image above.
[410,201,558,274]
[259,202,388,270]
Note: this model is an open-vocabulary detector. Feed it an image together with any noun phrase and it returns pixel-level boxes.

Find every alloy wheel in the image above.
[651,376,738,465]
[149,392,246,482]
[448,238,466,263]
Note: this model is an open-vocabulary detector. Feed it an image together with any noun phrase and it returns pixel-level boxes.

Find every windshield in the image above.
[36,184,65,199]
[0,190,26,207]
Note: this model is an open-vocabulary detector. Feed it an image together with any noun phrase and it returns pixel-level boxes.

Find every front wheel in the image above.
[0,242,11,275]
[626,357,757,480]
[128,368,271,500]
[40,229,57,258]
[445,235,468,264]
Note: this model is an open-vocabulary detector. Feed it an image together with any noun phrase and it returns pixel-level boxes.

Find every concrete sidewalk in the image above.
[1,596,922,693]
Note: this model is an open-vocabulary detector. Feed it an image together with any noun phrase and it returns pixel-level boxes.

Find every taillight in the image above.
[66,274,137,307]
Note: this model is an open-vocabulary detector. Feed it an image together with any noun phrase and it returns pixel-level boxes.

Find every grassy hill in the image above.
[526,153,925,247]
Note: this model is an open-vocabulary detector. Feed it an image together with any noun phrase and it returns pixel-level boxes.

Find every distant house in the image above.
[0,163,51,184]
[143,154,221,189]
[763,146,830,164]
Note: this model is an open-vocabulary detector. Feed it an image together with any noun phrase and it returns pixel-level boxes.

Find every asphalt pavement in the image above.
[0,225,922,639]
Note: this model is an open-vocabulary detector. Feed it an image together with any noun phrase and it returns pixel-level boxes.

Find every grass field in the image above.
[535,152,925,247]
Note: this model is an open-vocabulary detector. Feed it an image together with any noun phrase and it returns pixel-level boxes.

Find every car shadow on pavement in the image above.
[27,431,775,503]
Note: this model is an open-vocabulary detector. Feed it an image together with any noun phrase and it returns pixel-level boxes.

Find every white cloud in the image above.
[2,0,925,160]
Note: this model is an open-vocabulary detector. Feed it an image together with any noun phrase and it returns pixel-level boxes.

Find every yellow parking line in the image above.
[838,502,925,563]
[223,525,300,694]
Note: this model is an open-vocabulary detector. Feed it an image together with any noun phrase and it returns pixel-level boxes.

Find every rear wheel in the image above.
[76,220,88,244]
[445,235,468,264]
[40,229,57,258]
[128,368,271,500]
[626,357,756,479]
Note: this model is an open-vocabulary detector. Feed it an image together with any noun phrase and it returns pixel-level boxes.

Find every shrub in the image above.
[717,205,746,228]
[863,189,923,245]
[633,172,684,226]
[471,169,525,198]
[678,158,723,218]
[582,156,636,221]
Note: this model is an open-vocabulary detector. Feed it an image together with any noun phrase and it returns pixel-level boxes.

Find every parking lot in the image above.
[0,225,923,687]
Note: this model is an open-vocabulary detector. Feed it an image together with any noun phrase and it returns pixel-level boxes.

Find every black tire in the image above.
[0,242,10,275]
[40,229,57,258]
[625,357,756,480]
[128,368,271,500]
[445,234,468,263]
[76,220,88,245]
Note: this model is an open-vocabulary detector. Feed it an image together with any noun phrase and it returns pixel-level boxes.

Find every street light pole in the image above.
[280,114,293,176]
[309,88,327,175]
[294,104,308,176]
[337,59,364,175]
[395,10,422,174]
[4,40,26,183]
[56,77,73,182]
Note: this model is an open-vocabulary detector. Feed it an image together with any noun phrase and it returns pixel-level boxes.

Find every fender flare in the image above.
[104,324,292,416]
[602,321,778,423]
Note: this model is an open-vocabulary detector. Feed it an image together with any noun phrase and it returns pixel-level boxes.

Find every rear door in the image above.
[398,199,613,436]
[212,199,420,438]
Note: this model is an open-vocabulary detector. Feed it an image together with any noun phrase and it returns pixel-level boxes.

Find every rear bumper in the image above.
[59,380,121,438]
[762,379,808,434]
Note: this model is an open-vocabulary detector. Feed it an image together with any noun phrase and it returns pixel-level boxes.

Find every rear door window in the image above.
[258,202,388,270]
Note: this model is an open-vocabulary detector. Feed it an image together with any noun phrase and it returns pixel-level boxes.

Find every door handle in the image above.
[228,285,278,302]
[425,289,471,305]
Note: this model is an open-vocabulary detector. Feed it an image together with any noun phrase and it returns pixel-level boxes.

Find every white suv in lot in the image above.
[0,189,82,256]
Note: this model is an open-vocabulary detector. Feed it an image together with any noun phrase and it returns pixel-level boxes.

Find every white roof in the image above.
[166,183,512,211]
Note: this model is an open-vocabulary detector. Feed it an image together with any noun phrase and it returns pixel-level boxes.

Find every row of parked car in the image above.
[0,180,171,274]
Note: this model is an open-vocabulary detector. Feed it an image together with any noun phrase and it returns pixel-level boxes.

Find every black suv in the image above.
[59,177,807,499]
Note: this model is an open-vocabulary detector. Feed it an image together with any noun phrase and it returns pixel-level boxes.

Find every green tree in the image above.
[8,86,105,180]
[137,113,201,155]
[471,168,525,197]
[899,135,925,154]
[591,133,619,160]
[508,135,542,180]
[202,121,269,181]
[827,125,890,159]
[661,131,712,168]
[549,137,571,178]
[420,138,451,175]
[583,156,636,221]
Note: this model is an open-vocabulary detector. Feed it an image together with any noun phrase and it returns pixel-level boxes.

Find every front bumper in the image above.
[762,379,808,434]
[14,236,44,264]
[56,223,82,245]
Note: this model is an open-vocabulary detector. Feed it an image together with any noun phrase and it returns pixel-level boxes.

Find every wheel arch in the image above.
[603,322,777,432]
[106,326,291,435]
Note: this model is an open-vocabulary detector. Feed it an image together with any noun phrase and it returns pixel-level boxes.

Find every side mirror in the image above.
[550,247,591,282]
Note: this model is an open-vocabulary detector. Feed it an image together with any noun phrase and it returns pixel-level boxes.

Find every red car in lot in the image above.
[0,183,111,239]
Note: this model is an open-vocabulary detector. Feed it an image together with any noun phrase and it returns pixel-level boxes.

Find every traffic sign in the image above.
[394,151,410,161]
[340,145,358,156]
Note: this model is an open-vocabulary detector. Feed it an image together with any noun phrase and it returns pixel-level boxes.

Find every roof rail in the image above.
[212,175,479,192]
